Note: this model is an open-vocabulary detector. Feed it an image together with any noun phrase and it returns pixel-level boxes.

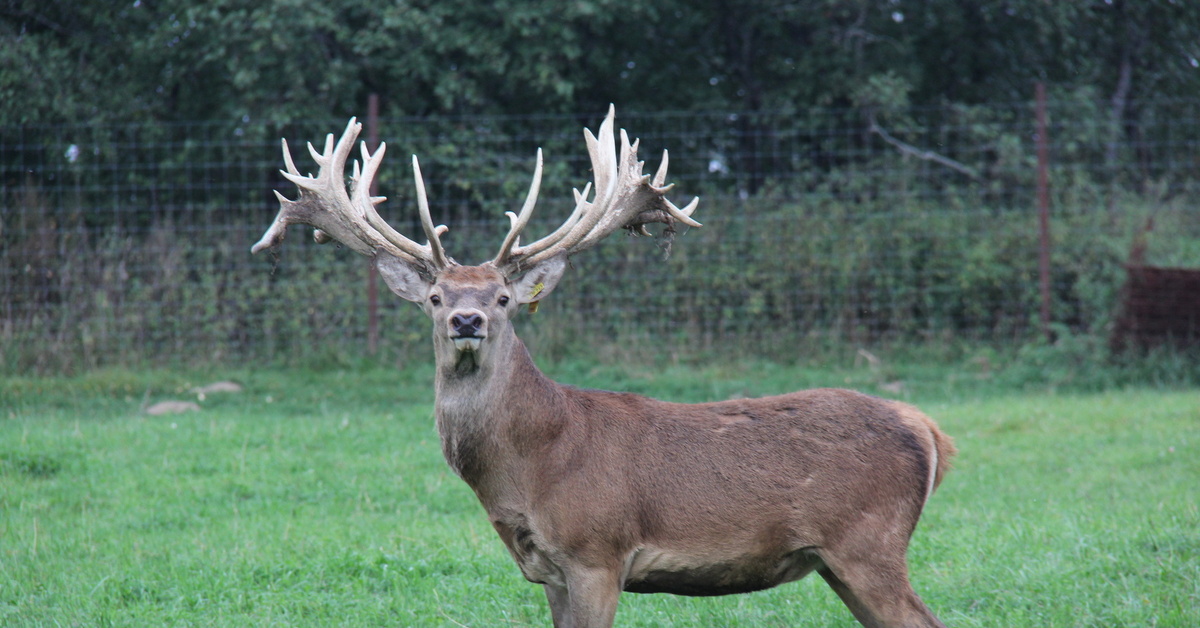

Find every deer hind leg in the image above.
[816,555,944,628]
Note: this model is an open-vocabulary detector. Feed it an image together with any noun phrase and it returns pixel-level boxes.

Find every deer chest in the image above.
[489,514,566,588]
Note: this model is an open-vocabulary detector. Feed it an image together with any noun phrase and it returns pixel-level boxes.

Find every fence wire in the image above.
[3,100,1200,372]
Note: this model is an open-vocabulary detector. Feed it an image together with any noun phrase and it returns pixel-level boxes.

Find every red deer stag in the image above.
[252,107,955,628]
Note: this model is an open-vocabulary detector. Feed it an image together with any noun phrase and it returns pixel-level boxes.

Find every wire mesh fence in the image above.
[3,99,1200,372]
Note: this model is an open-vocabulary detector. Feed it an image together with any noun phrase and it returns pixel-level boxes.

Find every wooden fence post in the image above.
[366,93,381,355]
[1036,82,1053,342]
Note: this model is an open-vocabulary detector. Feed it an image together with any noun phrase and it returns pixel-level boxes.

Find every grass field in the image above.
[2,359,1197,626]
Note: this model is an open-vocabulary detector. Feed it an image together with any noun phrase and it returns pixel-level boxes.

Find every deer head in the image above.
[252,106,699,374]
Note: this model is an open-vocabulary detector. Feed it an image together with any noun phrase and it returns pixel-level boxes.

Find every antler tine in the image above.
[652,148,670,187]
[495,105,700,274]
[493,148,544,268]
[410,155,451,270]
[356,142,437,263]
[252,118,449,275]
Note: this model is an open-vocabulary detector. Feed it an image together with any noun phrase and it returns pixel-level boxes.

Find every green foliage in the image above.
[4,1,1200,124]
[0,0,646,123]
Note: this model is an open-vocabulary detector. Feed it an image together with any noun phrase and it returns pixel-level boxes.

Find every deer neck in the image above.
[432,333,565,492]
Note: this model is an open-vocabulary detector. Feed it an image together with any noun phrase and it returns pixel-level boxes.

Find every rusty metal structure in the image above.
[1111,218,1200,352]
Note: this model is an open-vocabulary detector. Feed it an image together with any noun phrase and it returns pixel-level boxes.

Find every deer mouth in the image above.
[452,335,484,352]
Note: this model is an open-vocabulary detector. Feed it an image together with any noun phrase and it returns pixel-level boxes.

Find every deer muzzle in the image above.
[449,311,486,352]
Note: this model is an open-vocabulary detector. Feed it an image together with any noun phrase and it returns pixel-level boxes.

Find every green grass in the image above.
[1,360,1197,626]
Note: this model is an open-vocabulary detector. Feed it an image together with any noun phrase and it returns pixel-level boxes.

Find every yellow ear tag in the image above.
[528,282,545,313]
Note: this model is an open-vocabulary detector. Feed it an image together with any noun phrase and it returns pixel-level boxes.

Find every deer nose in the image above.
[450,312,485,337]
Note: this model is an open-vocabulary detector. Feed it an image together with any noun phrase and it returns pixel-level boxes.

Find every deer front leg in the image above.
[544,566,621,628]
[544,584,572,627]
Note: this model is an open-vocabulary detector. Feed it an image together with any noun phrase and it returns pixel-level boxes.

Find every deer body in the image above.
[447,360,950,596]
[255,108,954,627]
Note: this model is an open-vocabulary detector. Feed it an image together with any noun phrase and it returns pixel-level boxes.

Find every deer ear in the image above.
[511,255,568,305]
[376,253,431,302]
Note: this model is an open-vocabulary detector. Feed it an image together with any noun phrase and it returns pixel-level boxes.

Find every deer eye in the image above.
[429,294,441,306]
[498,295,510,306]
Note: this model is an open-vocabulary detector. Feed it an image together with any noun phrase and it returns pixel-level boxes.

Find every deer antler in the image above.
[491,105,700,274]
[254,109,697,277]
[251,118,451,274]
